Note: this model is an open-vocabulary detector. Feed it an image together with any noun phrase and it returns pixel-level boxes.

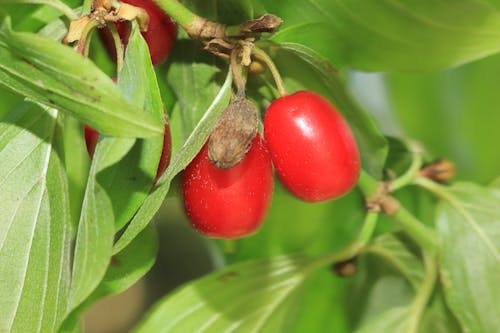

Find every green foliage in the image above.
[0,0,499,332]
[0,103,72,332]
[133,254,321,332]
[0,16,163,137]
[435,182,500,332]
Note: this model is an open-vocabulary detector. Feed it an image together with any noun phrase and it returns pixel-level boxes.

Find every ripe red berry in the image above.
[264,91,360,202]
[99,0,177,65]
[182,135,273,239]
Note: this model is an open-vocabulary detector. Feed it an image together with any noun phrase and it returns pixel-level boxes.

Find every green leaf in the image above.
[263,0,500,71]
[60,225,158,330]
[419,288,463,333]
[167,35,226,136]
[112,69,232,254]
[355,307,410,333]
[0,102,72,332]
[91,225,158,300]
[268,42,388,177]
[68,141,115,312]
[436,182,500,333]
[133,254,323,332]
[0,16,163,138]
[365,234,424,290]
[353,253,437,333]
[96,25,165,230]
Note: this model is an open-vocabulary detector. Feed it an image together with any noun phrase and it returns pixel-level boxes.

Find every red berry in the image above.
[84,125,99,158]
[264,91,360,202]
[98,0,177,65]
[182,135,273,239]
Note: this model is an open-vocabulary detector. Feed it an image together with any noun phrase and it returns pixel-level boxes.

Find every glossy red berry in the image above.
[182,135,273,239]
[99,0,177,65]
[264,90,360,202]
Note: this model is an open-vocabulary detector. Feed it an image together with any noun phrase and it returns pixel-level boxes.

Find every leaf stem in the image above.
[390,140,424,191]
[357,169,380,198]
[107,22,124,76]
[406,252,437,333]
[153,0,224,38]
[358,170,437,252]
[76,19,99,57]
[252,47,286,96]
[414,176,451,200]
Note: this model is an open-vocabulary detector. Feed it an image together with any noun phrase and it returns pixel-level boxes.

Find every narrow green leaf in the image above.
[365,234,424,290]
[133,254,319,332]
[112,69,232,254]
[270,42,387,177]
[97,25,165,230]
[0,16,163,138]
[0,102,72,332]
[68,141,115,312]
[436,182,500,333]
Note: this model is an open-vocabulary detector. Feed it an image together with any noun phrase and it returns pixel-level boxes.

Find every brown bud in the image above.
[419,159,456,183]
[208,97,259,169]
[332,257,357,277]
[239,14,283,34]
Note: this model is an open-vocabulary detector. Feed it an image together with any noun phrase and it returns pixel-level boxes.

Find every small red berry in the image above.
[264,91,360,202]
[99,0,177,65]
[182,135,273,239]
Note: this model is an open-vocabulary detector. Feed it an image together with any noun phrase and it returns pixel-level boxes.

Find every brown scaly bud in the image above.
[332,257,357,277]
[208,96,259,169]
[238,14,283,34]
[419,159,456,183]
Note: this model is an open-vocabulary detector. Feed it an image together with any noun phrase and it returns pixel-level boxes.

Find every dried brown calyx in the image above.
[208,96,259,169]
[63,0,149,45]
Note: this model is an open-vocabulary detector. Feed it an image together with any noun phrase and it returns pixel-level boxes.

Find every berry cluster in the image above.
[81,1,360,240]
[182,91,361,239]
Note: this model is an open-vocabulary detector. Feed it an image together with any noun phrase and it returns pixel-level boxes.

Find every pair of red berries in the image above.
[182,91,361,239]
